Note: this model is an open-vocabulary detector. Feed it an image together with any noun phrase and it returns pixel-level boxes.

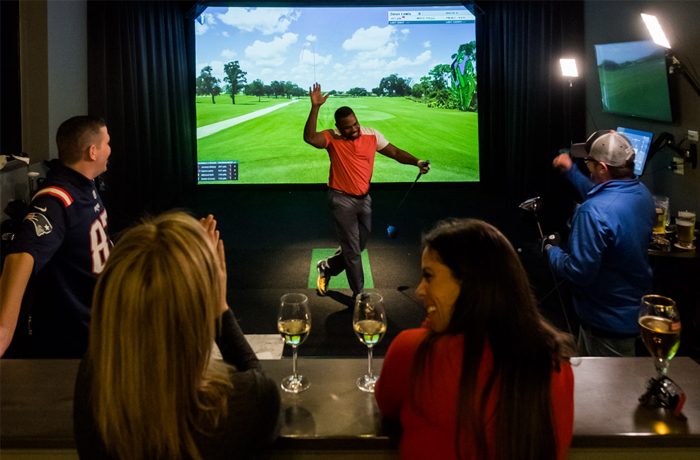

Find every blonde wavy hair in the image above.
[88,211,232,460]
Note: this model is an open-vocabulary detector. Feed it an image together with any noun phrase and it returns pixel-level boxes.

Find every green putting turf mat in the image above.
[308,248,374,290]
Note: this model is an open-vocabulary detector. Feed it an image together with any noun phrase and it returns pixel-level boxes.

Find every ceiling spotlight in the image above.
[641,14,671,49]
[560,59,578,78]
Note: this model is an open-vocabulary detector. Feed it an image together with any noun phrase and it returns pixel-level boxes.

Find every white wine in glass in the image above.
[353,293,386,392]
[278,293,311,393]
[639,295,681,377]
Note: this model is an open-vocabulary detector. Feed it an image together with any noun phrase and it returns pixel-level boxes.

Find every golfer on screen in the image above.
[303,83,430,299]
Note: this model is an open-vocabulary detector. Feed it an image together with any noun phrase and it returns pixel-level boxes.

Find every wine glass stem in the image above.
[656,358,668,377]
[292,345,299,381]
[367,346,374,379]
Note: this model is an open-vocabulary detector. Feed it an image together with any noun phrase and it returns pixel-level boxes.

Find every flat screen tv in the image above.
[595,40,673,123]
[194,2,478,184]
[616,126,653,176]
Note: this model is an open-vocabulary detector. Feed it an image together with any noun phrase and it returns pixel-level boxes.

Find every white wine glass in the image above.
[353,293,387,393]
[278,293,311,393]
[639,295,681,377]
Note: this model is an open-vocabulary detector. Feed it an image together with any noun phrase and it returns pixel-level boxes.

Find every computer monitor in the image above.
[616,127,653,176]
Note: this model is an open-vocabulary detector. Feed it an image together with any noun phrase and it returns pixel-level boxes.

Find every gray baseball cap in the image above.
[570,130,635,167]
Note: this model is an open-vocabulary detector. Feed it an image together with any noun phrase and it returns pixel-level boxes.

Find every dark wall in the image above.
[1,0,21,156]
[584,0,700,214]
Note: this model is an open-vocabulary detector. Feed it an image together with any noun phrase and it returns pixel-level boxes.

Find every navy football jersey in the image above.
[9,162,111,357]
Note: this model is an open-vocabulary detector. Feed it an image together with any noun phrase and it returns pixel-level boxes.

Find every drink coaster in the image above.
[674,243,696,251]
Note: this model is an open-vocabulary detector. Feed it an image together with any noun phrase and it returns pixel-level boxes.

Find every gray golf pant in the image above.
[326,189,371,297]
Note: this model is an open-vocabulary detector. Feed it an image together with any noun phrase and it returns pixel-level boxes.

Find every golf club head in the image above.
[387,225,398,239]
[519,196,541,217]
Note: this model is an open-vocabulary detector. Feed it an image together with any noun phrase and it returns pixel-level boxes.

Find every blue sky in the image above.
[195,5,476,92]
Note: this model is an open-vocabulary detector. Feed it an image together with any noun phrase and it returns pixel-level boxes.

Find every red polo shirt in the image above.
[322,127,388,196]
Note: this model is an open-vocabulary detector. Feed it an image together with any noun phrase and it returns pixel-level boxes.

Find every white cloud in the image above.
[197,60,226,83]
[333,63,346,72]
[221,49,237,59]
[244,33,299,67]
[194,13,216,35]
[306,34,317,42]
[298,50,332,66]
[413,50,431,64]
[356,42,398,60]
[384,51,432,72]
[401,29,410,34]
[343,25,397,52]
[356,58,387,70]
[423,41,431,48]
[222,31,229,37]
[217,7,300,35]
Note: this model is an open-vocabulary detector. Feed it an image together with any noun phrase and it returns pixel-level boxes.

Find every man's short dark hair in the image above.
[56,116,106,164]
[607,158,635,180]
[334,106,354,124]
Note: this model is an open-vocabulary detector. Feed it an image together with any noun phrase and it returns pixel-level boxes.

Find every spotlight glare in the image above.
[560,59,578,77]
[641,13,671,49]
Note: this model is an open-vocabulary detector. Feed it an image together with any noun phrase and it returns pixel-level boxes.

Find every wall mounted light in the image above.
[641,14,671,48]
[559,58,578,147]
[559,58,578,78]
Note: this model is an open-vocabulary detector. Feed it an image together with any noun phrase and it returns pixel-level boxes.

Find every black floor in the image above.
[182,185,579,357]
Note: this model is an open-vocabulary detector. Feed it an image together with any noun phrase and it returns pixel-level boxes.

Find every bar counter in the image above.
[2,357,700,459]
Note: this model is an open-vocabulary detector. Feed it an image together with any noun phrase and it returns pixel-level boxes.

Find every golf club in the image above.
[387,160,430,239]
[518,196,573,336]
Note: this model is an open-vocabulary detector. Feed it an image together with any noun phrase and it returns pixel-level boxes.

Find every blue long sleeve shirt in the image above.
[547,166,655,335]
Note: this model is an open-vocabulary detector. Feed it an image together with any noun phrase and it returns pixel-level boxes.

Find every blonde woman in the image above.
[73,212,280,460]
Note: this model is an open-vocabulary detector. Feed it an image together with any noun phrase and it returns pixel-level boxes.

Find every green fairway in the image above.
[197,96,479,184]
[196,95,295,127]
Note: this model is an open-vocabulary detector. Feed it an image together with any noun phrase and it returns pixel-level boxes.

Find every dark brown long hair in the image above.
[410,218,575,460]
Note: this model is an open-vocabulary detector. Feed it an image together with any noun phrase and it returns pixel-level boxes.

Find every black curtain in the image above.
[87,0,198,232]
[475,0,585,234]
[1,0,22,156]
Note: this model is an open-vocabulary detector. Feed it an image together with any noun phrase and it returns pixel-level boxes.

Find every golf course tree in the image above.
[428,64,452,91]
[377,74,412,97]
[347,87,368,97]
[246,79,265,102]
[196,66,221,104]
[270,81,284,98]
[283,81,294,99]
[223,61,247,104]
[411,76,431,99]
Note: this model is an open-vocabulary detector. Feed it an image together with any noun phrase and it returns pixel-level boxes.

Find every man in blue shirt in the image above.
[546,130,655,357]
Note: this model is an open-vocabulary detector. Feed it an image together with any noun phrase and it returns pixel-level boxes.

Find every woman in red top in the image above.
[375,218,576,460]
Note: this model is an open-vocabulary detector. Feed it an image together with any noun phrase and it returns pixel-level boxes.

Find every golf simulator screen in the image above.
[195,2,478,185]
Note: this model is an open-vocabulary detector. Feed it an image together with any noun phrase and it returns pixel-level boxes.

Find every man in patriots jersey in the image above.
[0,116,112,358]
[304,83,430,300]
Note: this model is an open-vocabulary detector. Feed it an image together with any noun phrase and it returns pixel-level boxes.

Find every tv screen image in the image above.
[194,4,478,184]
[616,127,653,176]
[595,40,672,122]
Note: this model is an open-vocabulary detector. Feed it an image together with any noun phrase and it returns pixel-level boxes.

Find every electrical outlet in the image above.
[672,157,685,175]
[689,130,699,141]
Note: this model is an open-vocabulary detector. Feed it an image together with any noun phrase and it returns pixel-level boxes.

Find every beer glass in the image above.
[675,211,696,249]
[639,295,681,377]
[278,293,311,393]
[353,293,387,392]
[652,196,669,234]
